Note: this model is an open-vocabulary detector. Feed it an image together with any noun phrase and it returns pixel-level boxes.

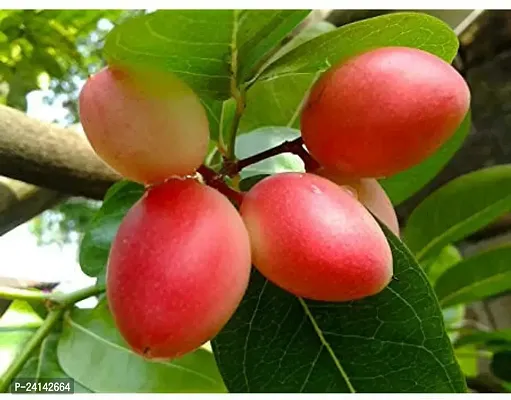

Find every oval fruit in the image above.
[301,46,470,178]
[107,178,251,359]
[240,172,393,302]
[79,66,210,184]
[315,168,400,236]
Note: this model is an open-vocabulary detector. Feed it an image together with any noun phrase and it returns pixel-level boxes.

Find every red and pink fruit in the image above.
[315,168,400,236]
[107,178,251,359]
[301,46,470,178]
[240,172,393,302]
[79,66,210,184]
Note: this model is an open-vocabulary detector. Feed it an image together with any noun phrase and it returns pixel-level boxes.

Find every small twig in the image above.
[198,165,244,206]
[224,137,320,177]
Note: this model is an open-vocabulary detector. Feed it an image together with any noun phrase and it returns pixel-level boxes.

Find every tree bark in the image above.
[0,177,66,236]
[0,105,120,200]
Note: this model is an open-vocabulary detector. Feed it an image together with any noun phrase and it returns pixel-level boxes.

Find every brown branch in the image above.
[0,177,66,236]
[197,165,245,206]
[0,105,121,200]
[223,137,320,176]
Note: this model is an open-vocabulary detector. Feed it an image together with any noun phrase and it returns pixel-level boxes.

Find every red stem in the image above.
[223,137,320,176]
[197,165,245,206]
[198,137,321,204]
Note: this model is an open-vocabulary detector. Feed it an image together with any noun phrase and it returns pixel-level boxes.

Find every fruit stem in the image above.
[198,165,245,206]
[224,137,320,176]
[0,308,64,393]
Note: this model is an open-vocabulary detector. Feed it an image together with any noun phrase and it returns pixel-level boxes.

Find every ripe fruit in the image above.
[240,172,393,302]
[315,168,400,236]
[79,66,210,184]
[301,46,470,178]
[107,178,251,359]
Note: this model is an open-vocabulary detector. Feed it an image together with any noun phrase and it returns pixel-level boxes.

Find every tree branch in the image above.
[0,177,66,236]
[0,105,121,200]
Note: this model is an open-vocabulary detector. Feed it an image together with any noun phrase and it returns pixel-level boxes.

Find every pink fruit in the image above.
[107,178,251,359]
[315,168,400,236]
[240,172,393,302]
[301,46,470,178]
[79,66,210,184]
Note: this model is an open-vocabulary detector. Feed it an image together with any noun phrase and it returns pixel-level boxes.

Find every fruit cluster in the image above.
[79,46,470,360]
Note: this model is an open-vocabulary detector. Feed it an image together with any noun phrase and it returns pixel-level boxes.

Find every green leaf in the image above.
[79,180,144,279]
[0,300,42,328]
[261,12,458,79]
[104,10,309,99]
[235,126,304,179]
[404,165,511,262]
[264,20,336,67]
[212,227,466,393]
[490,351,511,382]
[239,73,315,133]
[380,113,471,206]
[434,246,511,308]
[0,327,37,376]
[18,334,91,393]
[239,12,459,135]
[426,245,462,286]
[57,301,226,393]
[200,97,223,142]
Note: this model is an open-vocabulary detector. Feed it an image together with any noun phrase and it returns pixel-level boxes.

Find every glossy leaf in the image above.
[434,246,511,308]
[57,301,226,393]
[380,113,471,206]
[266,21,337,64]
[261,12,458,79]
[239,12,459,135]
[235,126,304,179]
[79,180,144,279]
[212,226,466,393]
[104,10,309,99]
[404,165,511,262]
[18,334,91,393]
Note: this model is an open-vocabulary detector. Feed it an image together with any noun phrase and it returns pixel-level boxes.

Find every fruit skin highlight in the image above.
[240,172,393,302]
[300,46,471,178]
[79,66,210,184]
[315,168,400,237]
[107,178,251,359]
